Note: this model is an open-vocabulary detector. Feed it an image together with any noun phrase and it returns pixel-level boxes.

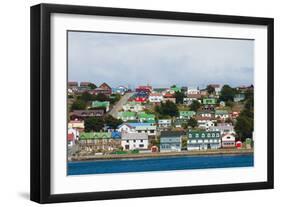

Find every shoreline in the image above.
[69,149,253,162]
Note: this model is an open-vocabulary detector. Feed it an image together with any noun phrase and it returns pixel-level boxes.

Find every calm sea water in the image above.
[67,154,253,175]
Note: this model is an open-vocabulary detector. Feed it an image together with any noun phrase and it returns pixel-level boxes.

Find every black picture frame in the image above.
[30,3,274,204]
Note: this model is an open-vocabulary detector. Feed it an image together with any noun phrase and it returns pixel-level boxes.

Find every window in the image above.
[196,134,199,138]
[139,144,144,148]
[202,134,205,138]
[207,133,211,137]
[133,140,136,143]
[216,133,220,137]
[212,133,215,137]
[150,130,154,133]
[140,139,143,142]
[189,134,192,138]
[126,140,129,143]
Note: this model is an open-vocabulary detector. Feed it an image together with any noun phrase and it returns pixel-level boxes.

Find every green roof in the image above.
[203,98,216,104]
[92,101,110,108]
[179,110,196,117]
[170,86,181,92]
[80,132,111,140]
[125,101,139,106]
[118,111,136,118]
[215,110,229,115]
[138,113,155,120]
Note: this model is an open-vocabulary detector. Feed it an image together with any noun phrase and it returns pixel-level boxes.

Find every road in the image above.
[109,92,134,118]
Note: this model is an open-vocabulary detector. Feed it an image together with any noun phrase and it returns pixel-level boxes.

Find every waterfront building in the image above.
[79,132,121,152]
[187,131,221,150]
[160,131,185,152]
[221,133,236,148]
[121,133,149,150]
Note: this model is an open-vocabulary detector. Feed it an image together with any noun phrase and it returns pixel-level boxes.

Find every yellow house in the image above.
[68,120,85,130]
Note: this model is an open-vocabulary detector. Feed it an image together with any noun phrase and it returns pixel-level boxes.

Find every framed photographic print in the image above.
[30,3,274,203]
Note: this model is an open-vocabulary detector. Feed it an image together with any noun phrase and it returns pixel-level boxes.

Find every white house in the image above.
[221,133,236,148]
[187,87,200,95]
[149,93,164,103]
[121,133,148,150]
[198,120,215,130]
[158,119,172,129]
[122,101,143,112]
[117,123,156,136]
[117,123,135,133]
[208,123,235,134]
[215,110,229,120]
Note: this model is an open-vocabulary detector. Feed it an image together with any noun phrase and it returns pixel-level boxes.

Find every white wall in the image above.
[0,0,280,206]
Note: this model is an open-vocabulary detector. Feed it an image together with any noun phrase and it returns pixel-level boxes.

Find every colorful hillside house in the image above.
[160,131,185,152]
[158,119,172,129]
[112,85,127,95]
[187,131,221,150]
[138,113,155,123]
[148,93,164,103]
[68,120,85,132]
[117,122,156,136]
[122,101,143,112]
[170,86,181,93]
[215,110,229,120]
[174,118,188,128]
[135,86,152,93]
[198,120,215,130]
[234,93,246,102]
[92,101,110,112]
[121,133,148,150]
[187,87,200,95]
[209,123,235,134]
[179,110,196,119]
[117,111,136,122]
[203,98,216,105]
[221,133,236,148]
[79,132,121,152]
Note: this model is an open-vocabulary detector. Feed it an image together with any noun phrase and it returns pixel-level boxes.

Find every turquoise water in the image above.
[67,154,253,175]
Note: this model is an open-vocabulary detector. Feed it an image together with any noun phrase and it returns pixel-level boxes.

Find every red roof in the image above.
[99,82,111,89]
[67,133,74,141]
[187,94,202,99]
[164,93,174,98]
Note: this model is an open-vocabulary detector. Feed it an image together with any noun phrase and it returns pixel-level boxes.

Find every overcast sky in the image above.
[68,31,254,89]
